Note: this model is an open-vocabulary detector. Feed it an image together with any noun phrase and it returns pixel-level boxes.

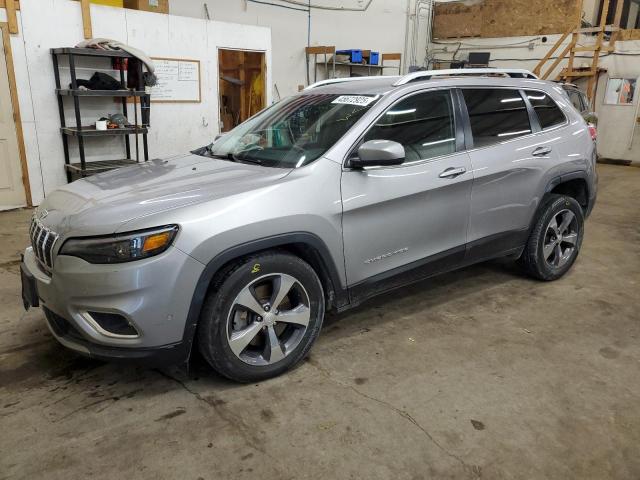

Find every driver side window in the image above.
[364,90,456,163]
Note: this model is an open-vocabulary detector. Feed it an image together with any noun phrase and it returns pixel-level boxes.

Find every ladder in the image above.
[533,0,624,102]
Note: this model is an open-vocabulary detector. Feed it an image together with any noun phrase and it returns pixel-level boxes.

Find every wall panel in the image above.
[433,0,577,39]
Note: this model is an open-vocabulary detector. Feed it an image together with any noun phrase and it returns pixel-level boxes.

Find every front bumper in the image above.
[21,245,204,364]
[42,307,189,365]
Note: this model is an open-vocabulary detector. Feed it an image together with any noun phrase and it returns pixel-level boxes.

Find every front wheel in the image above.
[197,252,325,382]
[520,194,585,281]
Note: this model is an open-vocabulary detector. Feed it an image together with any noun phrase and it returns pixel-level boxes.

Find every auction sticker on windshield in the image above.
[331,95,378,106]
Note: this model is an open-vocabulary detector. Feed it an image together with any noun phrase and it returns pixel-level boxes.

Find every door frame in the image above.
[216,47,267,131]
[0,22,31,207]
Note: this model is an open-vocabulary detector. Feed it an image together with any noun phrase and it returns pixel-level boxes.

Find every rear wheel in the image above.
[520,194,584,281]
[197,252,324,382]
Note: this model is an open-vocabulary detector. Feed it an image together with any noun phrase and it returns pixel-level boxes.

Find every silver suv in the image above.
[20,69,597,382]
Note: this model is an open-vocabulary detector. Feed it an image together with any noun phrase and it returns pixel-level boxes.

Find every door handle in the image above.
[439,167,466,179]
[532,146,552,157]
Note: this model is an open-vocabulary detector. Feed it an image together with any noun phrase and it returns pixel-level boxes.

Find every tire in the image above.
[197,251,325,382]
[520,194,584,281]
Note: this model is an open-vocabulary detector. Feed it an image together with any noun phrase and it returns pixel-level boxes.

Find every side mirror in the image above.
[350,140,405,168]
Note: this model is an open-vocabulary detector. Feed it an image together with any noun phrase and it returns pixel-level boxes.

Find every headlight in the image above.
[59,225,179,264]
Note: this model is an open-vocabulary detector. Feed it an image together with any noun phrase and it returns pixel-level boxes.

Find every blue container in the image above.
[336,49,363,64]
[369,51,380,65]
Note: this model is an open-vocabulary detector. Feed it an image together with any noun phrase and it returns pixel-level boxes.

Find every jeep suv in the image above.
[20,69,597,382]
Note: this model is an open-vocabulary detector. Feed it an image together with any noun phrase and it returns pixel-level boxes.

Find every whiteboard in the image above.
[149,58,201,103]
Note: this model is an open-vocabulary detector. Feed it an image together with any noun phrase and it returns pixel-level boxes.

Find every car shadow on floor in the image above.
[3,257,535,395]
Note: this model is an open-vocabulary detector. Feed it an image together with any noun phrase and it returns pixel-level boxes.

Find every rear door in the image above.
[461,87,566,259]
[341,88,472,290]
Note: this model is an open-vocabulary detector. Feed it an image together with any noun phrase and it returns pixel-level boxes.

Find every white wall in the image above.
[8,0,272,204]
[169,0,418,98]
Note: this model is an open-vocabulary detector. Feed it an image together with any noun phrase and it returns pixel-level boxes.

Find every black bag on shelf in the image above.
[73,72,121,91]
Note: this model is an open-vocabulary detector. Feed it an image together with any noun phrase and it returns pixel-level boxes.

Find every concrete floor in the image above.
[0,164,638,480]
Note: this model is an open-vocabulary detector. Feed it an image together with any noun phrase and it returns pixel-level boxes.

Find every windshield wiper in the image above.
[191,143,214,157]
[227,152,264,165]
[192,144,264,165]
[207,152,263,165]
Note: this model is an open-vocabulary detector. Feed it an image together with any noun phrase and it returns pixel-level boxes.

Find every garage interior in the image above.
[1,1,639,479]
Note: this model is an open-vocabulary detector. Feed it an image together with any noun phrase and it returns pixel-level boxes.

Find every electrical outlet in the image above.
[149,0,159,6]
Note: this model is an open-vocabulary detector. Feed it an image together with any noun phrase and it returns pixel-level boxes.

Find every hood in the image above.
[38,154,291,236]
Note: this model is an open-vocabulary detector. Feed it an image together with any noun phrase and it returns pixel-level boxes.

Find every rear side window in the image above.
[364,90,456,162]
[525,90,566,130]
[567,90,584,111]
[462,89,531,148]
[580,93,590,111]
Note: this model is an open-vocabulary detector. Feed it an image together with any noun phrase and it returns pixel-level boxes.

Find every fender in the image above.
[544,170,591,195]
[179,232,348,360]
[519,170,592,239]
[543,169,595,217]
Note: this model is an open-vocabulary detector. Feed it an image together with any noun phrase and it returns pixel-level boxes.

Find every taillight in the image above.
[588,124,597,141]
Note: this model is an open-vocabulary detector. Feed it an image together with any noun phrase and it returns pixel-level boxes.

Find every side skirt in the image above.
[342,229,528,312]
[347,245,466,310]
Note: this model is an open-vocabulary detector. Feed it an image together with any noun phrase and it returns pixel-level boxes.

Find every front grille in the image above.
[29,216,60,271]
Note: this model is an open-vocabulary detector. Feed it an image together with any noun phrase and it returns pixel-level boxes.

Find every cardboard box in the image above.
[124,0,169,14]
[91,0,124,7]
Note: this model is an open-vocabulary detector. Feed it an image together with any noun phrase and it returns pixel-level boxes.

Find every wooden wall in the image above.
[620,29,640,40]
[433,0,579,39]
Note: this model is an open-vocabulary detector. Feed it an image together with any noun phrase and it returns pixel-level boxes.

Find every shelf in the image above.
[64,159,140,175]
[53,45,150,183]
[51,47,136,59]
[325,61,384,69]
[62,126,149,137]
[57,89,147,97]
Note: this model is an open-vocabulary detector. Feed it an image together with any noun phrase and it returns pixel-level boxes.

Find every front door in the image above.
[0,29,26,210]
[341,89,472,295]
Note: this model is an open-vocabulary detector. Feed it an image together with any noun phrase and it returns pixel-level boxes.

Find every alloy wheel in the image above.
[226,273,311,366]
[543,209,579,268]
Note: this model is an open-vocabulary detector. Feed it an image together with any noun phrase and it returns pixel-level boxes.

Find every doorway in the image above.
[0,24,29,210]
[218,49,266,132]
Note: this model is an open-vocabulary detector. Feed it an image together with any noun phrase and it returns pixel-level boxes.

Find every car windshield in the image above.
[198,93,380,168]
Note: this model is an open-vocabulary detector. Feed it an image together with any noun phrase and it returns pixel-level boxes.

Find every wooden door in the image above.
[0,29,26,210]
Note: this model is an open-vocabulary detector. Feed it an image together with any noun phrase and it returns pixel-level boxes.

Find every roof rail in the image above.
[304,76,399,90]
[393,68,538,86]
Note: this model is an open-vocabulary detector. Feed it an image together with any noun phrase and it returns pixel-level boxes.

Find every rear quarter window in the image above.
[567,90,584,112]
[525,90,566,130]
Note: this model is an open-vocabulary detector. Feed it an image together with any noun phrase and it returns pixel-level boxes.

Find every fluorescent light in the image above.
[422,138,455,147]
[498,129,530,137]
[501,97,523,103]
[295,155,306,168]
[387,108,417,116]
[528,95,546,101]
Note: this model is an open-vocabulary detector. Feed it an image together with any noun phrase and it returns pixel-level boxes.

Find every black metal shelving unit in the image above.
[51,47,150,181]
